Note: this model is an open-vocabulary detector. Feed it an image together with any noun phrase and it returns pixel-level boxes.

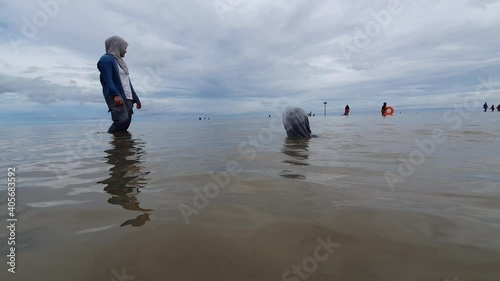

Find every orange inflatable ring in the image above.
[385,106,394,115]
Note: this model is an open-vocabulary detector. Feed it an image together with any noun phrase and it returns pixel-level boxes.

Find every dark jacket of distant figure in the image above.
[97,54,140,104]
[283,106,313,138]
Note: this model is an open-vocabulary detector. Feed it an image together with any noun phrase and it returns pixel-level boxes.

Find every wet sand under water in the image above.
[15,203,500,281]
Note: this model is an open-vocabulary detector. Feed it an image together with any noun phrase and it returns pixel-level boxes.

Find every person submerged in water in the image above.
[283,106,315,138]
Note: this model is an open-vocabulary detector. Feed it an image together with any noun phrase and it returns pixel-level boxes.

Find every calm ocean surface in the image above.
[1,111,499,281]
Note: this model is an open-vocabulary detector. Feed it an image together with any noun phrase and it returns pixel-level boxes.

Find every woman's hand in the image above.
[136,101,142,109]
[114,96,125,106]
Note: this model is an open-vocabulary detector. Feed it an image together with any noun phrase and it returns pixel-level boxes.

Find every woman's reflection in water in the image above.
[97,131,152,227]
[280,137,310,180]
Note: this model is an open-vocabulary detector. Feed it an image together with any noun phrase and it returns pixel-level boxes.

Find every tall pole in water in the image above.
[324,101,327,116]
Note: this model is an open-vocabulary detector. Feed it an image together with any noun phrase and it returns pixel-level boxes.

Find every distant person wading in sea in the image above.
[344,105,350,116]
[381,102,387,116]
[98,35,142,134]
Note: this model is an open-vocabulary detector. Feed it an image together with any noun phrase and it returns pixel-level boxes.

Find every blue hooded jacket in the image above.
[97,54,140,103]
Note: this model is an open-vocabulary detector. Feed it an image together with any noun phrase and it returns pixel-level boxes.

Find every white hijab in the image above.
[282,106,313,138]
[105,35,129,74]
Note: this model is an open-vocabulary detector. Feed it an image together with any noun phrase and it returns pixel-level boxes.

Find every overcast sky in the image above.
[1,0,500,119]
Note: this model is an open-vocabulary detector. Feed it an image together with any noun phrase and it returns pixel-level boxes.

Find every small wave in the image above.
[74,224,117,235]
[26,200,90,208]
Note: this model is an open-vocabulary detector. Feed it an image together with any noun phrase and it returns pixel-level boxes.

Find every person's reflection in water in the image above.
[97,131,152,227]
[280,138,310,180]
[120,213,151,227]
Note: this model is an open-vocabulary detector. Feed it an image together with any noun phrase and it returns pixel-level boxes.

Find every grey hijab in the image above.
[282,106,313,138]
[105,35,129,74]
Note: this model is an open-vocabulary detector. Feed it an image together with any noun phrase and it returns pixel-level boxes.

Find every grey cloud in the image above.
[470,0,499,8]
[0,74,99,104]
[1,0,500,116]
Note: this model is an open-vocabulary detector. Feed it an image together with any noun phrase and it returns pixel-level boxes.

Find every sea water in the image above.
[0,111,499,281]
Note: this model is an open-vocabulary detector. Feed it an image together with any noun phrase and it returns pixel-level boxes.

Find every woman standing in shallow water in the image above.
[381,102,387,116]
[344,105,350,116]
[98,35,142,134]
